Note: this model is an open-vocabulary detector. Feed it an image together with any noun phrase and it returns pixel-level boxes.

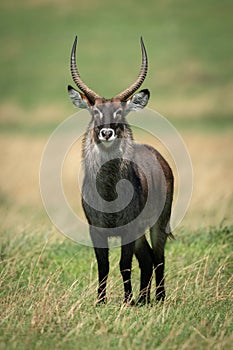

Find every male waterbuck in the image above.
[67,36,174,304]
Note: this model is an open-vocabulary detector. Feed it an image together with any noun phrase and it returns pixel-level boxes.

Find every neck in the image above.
[82,127,134,178]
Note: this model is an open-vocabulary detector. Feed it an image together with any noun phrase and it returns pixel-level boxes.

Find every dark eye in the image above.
[114,109,122,119]
[93,108,102,119]
[93,110,99,118]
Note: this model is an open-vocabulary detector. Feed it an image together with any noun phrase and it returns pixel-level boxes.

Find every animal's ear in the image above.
[125,89,150,112]
[67,85,91,109]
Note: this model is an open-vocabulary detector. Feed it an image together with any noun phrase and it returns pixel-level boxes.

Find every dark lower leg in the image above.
[150,226,167,302]
[134,236,153,304]
[138,273,152,304]
[154,254,165,301]
[120,243,134,303]
[94,247,109,303]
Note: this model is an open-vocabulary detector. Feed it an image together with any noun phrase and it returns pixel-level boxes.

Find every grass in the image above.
[0,224,232,350]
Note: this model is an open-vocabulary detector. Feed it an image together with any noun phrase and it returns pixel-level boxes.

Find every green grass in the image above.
[0,224,232,350]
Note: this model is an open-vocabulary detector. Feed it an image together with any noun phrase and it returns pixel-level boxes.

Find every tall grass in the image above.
[0,224,232,350]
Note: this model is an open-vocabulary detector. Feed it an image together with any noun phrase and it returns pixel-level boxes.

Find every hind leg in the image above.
[150,224,167,301]
[134,235,154,304]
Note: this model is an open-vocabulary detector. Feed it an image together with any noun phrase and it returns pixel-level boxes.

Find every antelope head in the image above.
[68,36,150,146]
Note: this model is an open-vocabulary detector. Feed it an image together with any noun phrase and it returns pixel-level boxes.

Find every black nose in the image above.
[100,129,113,140]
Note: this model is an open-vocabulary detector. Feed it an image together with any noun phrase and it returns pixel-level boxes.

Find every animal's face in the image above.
[91,101,125,146]
[68,86,150,147]
[67,36,150,148]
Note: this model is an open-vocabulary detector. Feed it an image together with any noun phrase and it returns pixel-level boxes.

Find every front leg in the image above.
[94,247,109,304]
[120,242,135,304]
[90,228,109,304]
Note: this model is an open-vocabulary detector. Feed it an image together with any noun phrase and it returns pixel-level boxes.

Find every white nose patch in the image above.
[99,128,117,143]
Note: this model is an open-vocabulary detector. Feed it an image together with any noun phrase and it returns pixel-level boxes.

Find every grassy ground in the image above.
[0,222,232,350]
[0,0,233,349]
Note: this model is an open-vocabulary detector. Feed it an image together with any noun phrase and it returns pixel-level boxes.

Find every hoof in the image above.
[156,291,165,302]
[136,295,150,306]
[95,297,107,306]
[123,295,135,306]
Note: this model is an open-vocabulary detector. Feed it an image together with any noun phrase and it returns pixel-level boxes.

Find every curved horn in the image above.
[70,36,101,102]
[114,37,148,101]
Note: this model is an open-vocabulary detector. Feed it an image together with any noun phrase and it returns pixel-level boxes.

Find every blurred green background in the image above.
[0,0,232,132]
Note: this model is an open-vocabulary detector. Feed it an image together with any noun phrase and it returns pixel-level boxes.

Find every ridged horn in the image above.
[70,36,101,102]
[114,37,148,101]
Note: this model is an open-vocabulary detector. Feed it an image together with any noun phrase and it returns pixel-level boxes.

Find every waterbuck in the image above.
[67,36,174,304]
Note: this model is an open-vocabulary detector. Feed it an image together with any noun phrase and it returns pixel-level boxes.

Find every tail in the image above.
[166,222,175,240]
[168,232,175,240]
